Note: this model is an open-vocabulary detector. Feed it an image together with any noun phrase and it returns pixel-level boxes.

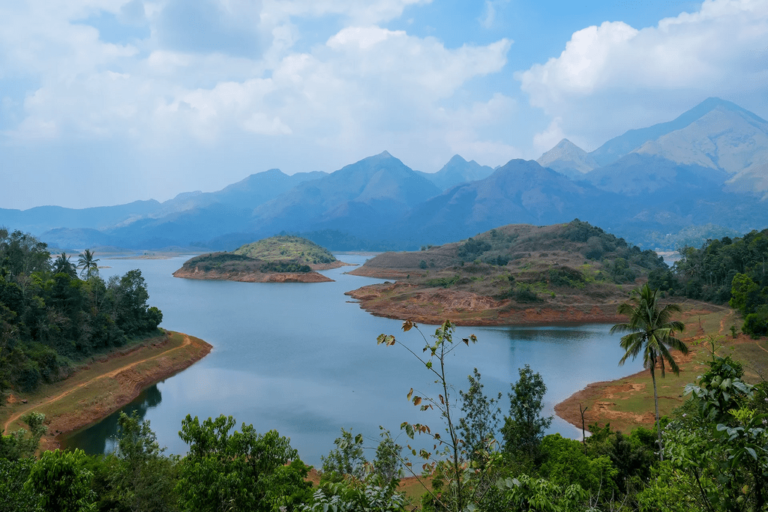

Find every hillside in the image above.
[173,236,345,283]
[234,235,339,268]
[346,220,666,325]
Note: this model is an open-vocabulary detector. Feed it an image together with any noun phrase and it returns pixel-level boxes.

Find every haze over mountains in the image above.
[2,97,767,252]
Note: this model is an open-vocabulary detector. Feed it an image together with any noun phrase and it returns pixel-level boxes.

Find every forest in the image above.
[649,228,768,336]
[0,229,163,394]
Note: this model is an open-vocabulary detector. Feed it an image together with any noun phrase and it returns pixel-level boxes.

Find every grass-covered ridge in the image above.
[348,220,669,325]
[234,235,337,265]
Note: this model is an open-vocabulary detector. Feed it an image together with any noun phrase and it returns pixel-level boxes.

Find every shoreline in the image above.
[2,331,212,451]
[173,260,354,283]
[552,305,759,434]
[345,282,625,327]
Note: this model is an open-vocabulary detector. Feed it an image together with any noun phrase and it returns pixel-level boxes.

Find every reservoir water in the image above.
[62,255,644,466]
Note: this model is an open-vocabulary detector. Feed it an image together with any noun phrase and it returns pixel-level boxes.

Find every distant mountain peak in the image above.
[378,150,393,158]
[590,97,768,167]
[537,138,597,175]
[447,154,468,164]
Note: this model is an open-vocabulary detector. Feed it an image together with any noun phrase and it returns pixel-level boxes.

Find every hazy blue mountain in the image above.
[584,154,729,197]
[251,151,442,234]
[632,103,768,174]
[726,162,768,200]
[157,169,327,214]
[396,159,622,245]
[536,139,597,178]
[0,200,161,236]
[590,97,763,166]
[417,155,495,190]
[40,228,121,251]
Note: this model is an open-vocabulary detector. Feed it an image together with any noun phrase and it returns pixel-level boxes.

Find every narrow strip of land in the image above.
[1,331,211,448]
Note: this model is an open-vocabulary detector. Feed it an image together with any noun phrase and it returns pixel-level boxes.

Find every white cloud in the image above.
[0,0,516,207]
[532,117,565,155]
[518,0,768,149]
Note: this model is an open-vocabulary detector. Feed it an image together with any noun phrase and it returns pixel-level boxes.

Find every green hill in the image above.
[234,235,337,265]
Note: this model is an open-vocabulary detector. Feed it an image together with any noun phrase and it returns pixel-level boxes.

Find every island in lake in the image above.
[174,235,350,283]
[346,219,668,325]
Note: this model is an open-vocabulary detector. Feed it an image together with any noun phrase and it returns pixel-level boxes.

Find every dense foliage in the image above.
[0,229,163,394]
[649,228,768,336]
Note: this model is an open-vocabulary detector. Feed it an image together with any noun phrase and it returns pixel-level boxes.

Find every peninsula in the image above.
[346,220,668,325]
[173,235,348,283]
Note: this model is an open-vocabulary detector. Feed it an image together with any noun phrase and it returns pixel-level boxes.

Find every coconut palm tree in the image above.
[611,283,687,461]
[77,249,99,280]
[53,252,77,278]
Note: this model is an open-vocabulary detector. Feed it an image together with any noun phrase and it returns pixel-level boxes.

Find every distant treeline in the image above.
[650,228,768,336]
[0,229,162,393]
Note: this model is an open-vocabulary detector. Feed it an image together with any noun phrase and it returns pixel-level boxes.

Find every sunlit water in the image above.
[61,255,643,466]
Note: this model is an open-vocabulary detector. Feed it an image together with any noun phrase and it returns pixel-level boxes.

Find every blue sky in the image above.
[1,0,766,209]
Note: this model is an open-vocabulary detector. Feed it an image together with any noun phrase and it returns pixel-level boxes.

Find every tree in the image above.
[321,428,367,481]
[107,411,178,512]
[77,250,99,280]
[377,320,495,512]
[501,365,551,462]
[611,283,688,460]
[177,414,305,512]
[25,449,95,512]
[372,433,402,483]
[459,368,502,465]
[52,252,77,278]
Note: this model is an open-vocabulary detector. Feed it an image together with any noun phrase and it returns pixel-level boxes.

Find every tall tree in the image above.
[501,364,551,461]
[77,249,99,280]
[611,283,688,461]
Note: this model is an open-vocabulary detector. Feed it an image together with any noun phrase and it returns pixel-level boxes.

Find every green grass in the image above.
[234,236,335,265]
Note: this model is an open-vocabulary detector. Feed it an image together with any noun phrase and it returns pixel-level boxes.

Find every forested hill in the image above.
[0,228,163,394]
[649,228,768,336]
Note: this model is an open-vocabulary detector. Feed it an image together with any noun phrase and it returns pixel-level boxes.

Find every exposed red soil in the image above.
[173,268,333,283]
[345,282,624,326]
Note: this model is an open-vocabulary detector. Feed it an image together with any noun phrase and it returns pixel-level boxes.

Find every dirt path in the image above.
[3,336,192,436]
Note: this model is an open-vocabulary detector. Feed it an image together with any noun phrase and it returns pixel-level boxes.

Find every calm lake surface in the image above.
[62,255,643,466]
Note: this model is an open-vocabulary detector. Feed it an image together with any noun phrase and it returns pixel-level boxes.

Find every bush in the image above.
[743,305,768,338]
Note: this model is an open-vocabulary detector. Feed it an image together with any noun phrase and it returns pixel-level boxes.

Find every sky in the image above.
[1,0,767,209]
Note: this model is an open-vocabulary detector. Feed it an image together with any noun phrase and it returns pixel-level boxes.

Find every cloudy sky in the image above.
[2,0,767,209]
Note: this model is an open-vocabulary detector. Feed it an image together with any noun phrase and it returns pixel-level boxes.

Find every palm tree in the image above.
[53,252,76,277]
[611,283,688,461]
[77,249,99,280]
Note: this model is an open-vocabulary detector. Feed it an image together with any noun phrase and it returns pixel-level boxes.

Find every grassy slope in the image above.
[234,235,336,265]
[556,303,768,433]
[348,221,665,324]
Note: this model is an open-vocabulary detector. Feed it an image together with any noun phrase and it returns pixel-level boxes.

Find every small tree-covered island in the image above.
[173,235,349,283]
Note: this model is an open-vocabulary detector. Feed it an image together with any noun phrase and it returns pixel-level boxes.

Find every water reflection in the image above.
[61,385,163,454]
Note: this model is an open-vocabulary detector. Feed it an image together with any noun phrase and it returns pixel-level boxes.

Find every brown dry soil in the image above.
[555,302,768,434]
[174,267,335,283]
[1,331,211,451]
[346,281,626,326]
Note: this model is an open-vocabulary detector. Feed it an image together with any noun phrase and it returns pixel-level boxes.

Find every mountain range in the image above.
[2,97,767,252]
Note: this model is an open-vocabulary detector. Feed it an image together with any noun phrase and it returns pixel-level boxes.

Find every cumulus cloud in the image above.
[518,0,768,149]
[0,0,515,208]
